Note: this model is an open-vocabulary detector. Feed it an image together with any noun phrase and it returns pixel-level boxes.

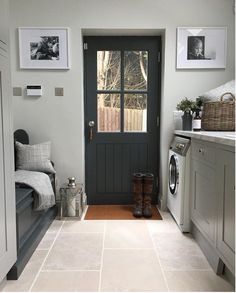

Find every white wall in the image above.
[9,0,235,207]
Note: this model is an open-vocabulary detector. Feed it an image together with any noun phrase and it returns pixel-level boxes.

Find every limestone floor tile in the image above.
[153,232,211,271]
[101,249,168,292]
[105,220,153,248]
[43,232,103,270]
[165,270,234,292]
[1,250,47,292]
[31,270,99,292]
[37,232,57,250]
[47,220,64,233]
[146,214,180,234]
[61,220,105,233]
[159,210,175,220]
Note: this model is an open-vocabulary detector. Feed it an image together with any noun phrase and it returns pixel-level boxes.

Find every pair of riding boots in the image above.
[132,173,154,218]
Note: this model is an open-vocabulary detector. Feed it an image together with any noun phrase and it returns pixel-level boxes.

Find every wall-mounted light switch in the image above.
[55,87,64,96]
[13,87,22,96]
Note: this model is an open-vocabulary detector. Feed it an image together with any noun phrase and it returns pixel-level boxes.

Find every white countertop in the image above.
[174,130,236,147]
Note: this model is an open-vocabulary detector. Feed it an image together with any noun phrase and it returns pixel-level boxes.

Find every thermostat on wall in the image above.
[26,85,42,96]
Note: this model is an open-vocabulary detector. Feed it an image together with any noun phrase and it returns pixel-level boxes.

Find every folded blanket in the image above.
[15,170,55,211]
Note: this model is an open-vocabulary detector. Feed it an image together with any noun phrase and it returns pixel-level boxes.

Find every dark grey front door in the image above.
[84,36,161,204]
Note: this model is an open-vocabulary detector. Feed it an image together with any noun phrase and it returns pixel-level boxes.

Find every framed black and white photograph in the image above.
[19,27,70,69]
[177,27,227,69]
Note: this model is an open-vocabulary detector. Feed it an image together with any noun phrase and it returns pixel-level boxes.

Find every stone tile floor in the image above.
[0,211,234,292]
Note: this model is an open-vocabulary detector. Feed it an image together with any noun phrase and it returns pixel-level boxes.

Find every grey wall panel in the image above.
[0,72,7,259]
[0,0,16,282]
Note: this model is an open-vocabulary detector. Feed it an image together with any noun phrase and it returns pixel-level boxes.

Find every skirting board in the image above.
[192,222,235,287]
[159,194,167,211]
[191,222,223,274]
[7,206,57,280]
[224,265,235,288]
[0,278,7,291]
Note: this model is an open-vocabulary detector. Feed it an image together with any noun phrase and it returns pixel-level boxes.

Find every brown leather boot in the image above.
[143,173,154,218]
[132,173,143,218]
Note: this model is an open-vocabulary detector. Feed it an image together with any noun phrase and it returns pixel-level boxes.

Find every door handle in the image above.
[88,121,95,142]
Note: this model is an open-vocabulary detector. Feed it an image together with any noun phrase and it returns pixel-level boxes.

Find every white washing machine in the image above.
[167,136,191,232]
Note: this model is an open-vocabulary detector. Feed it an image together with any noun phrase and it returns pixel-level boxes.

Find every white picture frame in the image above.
[176,27,227,69]
[19,27,70,69]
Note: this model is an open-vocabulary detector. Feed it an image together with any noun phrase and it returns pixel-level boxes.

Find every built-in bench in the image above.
[7,130,57,280]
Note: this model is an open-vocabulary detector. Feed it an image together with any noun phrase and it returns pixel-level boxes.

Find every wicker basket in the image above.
[201,92,235,131]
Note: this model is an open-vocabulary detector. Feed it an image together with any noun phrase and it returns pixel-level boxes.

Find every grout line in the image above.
[81,205,89,221]
[40,269,100,272]
[59,231,104,234]
[28,220,65,292]
[98,220,106,292]
[163,268,213,272]
[104,247,154,250]
[146,220,170,292]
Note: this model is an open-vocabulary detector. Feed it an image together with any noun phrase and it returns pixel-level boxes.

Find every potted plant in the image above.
[191,97,203,114]
[176,98,195,130]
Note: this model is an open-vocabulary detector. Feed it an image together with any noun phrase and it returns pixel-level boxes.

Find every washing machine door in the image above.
[169,154,179,195]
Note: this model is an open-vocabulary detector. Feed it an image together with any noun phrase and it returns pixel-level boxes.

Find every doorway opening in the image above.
[84,36,161,204]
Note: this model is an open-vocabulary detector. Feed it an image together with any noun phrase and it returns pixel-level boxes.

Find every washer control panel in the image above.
[170,136,191,156]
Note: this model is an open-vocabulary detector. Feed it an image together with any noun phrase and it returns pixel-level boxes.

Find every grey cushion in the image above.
[15,141,56,174]
[199,80,235,102]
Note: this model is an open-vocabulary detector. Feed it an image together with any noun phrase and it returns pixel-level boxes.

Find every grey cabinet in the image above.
[0,0,17,283]
[216,149,235,273]
[0,0,8,44]
[190,139,235,274]
[191,140,217,244]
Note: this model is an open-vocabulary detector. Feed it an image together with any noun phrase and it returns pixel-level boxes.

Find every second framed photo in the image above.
[19,27,70,69]
[176,27,227,69]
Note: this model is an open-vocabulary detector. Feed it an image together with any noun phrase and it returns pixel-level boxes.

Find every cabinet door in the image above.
[191,159,216,244]
[0,0,17,282]
[217,150,235,273]
[0,0,8,44]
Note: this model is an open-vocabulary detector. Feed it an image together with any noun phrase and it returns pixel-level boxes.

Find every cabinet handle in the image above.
[198,148,204,154]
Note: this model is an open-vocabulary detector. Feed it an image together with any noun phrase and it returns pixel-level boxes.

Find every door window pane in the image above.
[124,94,147,132]
[97,51,121,90]
[97,94,121,132]
[124,51,148,90]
